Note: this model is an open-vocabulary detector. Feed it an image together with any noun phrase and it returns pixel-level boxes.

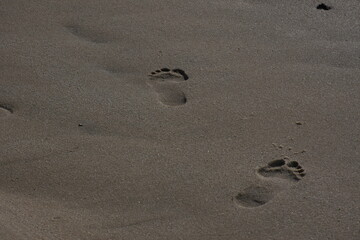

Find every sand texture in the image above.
[1,0,360,239]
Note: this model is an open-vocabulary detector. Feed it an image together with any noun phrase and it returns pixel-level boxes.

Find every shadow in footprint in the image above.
[149,68,189,81]
[0,104,13,118]
[316,3,332,10]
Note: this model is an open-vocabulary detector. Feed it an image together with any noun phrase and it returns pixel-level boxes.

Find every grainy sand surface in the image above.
[1,0,360,239]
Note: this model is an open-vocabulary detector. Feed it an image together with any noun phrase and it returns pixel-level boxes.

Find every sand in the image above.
[1,0,359,239]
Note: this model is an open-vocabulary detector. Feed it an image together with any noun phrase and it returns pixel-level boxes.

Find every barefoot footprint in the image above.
[234,158,306,208]
[147,68,189,106]
[256,159,306,181]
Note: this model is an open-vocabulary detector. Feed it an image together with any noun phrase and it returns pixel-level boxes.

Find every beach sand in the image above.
[1,0,359,239]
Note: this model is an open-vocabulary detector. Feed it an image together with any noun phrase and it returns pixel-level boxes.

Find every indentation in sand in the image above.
[257,159,306,181]
[0,104,13,117]
[65,24,111,43]
[156,87,187,106]
[147,68,188,106]
[234,159,306,208]
[234,186,274,208]
[316,3,332,10]
[149,68,189,81]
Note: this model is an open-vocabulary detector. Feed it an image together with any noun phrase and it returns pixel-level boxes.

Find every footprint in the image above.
[234,158,306,208]
[147,68,188,106]
[0,104,13,118]
[256,159,306,181]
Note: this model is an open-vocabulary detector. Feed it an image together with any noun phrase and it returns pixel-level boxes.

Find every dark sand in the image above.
[1,0,359,239]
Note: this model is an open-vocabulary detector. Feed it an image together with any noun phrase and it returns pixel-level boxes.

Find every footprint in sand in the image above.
[234,158,306,208]
[257,159,306,181]
[147,68,188,106]
[0,104,13,118]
